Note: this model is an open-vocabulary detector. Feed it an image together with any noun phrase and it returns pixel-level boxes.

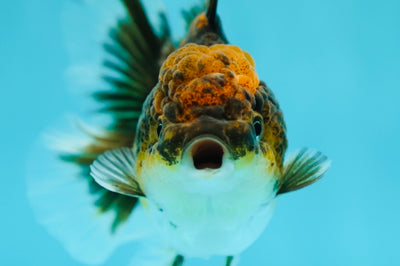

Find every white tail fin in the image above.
[26,130,152,264]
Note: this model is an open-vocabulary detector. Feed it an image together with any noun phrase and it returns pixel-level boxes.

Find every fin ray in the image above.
[278,148,330,194]
[90,147,145,197]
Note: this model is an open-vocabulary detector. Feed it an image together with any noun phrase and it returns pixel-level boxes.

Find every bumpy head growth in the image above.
[154,43,259,122]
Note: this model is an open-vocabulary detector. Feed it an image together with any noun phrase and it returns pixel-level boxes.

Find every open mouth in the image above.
[190,139,224,170]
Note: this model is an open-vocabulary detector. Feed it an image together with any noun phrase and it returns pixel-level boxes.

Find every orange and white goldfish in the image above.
[29,0,329,265]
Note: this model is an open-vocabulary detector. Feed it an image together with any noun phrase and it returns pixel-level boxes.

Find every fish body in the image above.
[30,0,329,265]
[130,41,282,257]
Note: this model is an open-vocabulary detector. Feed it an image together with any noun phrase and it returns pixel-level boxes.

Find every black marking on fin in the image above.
[122,0,160,52]
[169,221,177,228]
[171,255,184,266]
[206,0,218,28]
[226,256,234,266]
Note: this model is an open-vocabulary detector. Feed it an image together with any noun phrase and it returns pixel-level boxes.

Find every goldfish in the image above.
[28,0,329,265]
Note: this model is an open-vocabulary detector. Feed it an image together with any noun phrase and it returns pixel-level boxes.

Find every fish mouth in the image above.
[185,136,227,170]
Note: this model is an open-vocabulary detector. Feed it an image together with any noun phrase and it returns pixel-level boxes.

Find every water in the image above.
[1,0,399,265]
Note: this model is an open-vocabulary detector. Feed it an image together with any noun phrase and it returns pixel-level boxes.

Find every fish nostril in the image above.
[191,140,224,170]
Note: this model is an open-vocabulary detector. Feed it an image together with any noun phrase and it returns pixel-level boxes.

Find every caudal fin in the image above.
[26,129,153,264]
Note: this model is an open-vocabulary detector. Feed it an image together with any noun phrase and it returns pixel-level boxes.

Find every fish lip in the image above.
[181,135,231,169]
[182,134,229,156]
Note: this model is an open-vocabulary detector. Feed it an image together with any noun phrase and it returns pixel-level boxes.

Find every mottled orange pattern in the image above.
[156,43,259,119]
[192,13,209,30]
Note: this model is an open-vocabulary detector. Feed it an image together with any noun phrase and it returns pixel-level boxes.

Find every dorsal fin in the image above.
[206,0,218,28]
[182,0,227,46]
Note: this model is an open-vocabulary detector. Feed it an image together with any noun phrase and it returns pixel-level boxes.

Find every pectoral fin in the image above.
[277,148,330,195]
[90,147,145,197]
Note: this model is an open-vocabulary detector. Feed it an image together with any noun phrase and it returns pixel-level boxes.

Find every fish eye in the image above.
[253,117,263,139]
[156,121,163,137]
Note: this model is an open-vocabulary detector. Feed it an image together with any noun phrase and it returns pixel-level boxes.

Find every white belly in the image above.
[139,154,278,257]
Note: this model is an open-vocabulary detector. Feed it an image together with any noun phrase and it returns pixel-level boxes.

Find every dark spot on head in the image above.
[197,62,205,71]
[254,91,264,113]
[202,87,212,93]
[225,98,246,119]
[163,102,179,122]
[243,89,251,101]
[214,73,226,86]
[216,53,230,65]
[173,70,184,81]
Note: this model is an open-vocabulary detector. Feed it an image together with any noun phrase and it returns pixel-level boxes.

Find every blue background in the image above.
[1,0,399,265]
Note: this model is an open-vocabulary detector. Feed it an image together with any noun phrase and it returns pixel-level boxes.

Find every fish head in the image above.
[134,43,287,195]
